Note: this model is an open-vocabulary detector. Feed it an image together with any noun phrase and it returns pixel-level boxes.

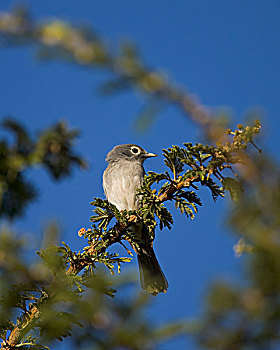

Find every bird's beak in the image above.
[144,152,157,158]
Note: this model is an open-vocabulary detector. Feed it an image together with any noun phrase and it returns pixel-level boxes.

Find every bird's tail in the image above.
[137,248,168,296]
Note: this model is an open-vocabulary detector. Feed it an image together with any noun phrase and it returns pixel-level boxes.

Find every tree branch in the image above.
[157,176,199,202]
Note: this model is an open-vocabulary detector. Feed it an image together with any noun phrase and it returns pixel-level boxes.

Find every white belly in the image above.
[103,160,144,211]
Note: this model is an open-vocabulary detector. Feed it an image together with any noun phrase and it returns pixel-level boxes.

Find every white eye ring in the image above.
[130,146,140,155]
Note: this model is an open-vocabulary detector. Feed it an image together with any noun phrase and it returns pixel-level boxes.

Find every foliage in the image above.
[0,118,86,218]
[0,118,261,349]
[194,155,280,349]
[194,165,280,349]
[0,228,189,350]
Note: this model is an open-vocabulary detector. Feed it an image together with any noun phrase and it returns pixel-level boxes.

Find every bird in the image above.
[103,144,168,295]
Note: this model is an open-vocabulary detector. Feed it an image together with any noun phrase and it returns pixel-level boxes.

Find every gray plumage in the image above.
[103,144,168,295]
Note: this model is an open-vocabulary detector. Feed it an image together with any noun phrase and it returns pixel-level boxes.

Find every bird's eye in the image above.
[131,147,140,154]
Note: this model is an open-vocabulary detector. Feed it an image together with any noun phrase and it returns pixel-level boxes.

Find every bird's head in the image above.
[105,144,157,163]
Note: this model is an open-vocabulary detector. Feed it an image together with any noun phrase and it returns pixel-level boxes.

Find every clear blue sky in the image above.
[1,1,280,349]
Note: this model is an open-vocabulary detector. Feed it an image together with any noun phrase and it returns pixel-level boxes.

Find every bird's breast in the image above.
[103,160,144,211]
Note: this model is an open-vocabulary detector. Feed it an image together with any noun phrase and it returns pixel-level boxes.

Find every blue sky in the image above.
[1,1,280,349]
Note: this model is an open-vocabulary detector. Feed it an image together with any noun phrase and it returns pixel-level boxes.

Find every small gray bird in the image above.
[103,144,168,295]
